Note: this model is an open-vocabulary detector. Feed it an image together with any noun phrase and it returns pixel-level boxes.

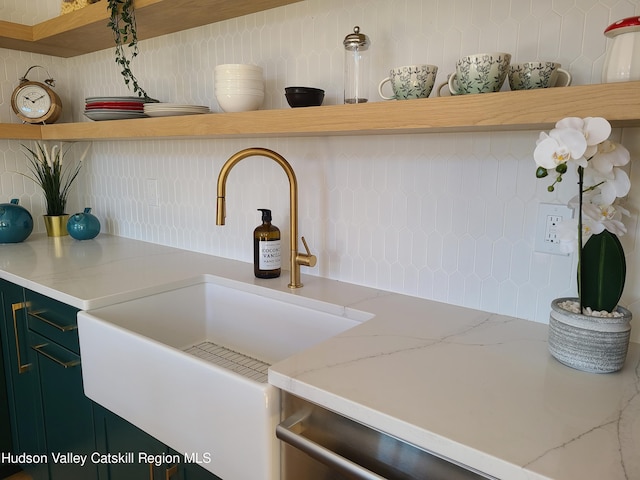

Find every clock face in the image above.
[15,84,52,119]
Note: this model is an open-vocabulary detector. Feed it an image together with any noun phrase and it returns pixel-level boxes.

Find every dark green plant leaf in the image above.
[579,230,626,312]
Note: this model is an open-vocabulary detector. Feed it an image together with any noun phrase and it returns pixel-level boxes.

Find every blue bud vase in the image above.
[67,207,101,240]
[0,199,34,243]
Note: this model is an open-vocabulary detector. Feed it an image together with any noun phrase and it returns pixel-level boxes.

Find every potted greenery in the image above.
[534,116,632,373]
[107,0,152,99]
[21,142,82,237]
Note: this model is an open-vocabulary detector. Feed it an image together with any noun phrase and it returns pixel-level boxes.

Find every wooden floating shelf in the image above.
[0,0,302,58]
[2,82,639,142]
[2,1,637,144]
[36,81,640,141]
[0,124,43,141]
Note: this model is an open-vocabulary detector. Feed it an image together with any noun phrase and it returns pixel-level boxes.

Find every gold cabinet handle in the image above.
[28,310,77,332]
[165,464,178,480]
[149,462,178,480]
[31,343,80,368]
[11,302,31,374]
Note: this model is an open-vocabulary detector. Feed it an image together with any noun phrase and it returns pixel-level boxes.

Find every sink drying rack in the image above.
[183,341,270,383]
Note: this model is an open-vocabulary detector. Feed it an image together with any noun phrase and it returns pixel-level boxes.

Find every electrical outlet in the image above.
[535,203,573,255]
[146,178,159,207]
[544,214,563,244]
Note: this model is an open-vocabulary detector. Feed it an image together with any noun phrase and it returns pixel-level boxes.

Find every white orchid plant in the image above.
[534,117,631,314]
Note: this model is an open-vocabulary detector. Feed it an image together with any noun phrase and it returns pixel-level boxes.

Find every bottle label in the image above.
[259,240,281,270]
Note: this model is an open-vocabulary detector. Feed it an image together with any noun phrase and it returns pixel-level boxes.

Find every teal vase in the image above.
[0,199,34,243]
[67,208,101,240]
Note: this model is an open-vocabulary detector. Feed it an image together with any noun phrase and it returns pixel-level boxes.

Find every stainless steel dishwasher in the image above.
[277,393,495,480]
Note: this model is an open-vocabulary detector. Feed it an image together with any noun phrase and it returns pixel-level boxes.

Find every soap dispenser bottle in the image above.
[254,208,281,278]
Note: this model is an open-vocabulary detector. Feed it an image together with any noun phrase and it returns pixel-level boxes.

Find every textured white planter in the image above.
[548,298,632,373]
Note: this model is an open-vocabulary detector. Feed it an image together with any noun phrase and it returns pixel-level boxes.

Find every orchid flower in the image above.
[556,116,611,157]
[555,211,614,252]
[557,202,604,249]
[583,140,631,205]
[582,200,629,237]
[533,128,587,169]
[589,140,630,174]
[586,167,631,205]
[534,116,631,313]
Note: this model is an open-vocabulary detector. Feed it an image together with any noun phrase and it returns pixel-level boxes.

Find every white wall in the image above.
[1,0,639,342]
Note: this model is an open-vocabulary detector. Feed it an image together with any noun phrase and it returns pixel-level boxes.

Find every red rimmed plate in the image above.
[85,103,145,110]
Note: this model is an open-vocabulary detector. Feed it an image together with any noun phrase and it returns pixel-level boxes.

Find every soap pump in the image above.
[254,208,281,278]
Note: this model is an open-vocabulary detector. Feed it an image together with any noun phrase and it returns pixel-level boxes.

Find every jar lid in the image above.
[343,26,370,50]
[604,16,640,37]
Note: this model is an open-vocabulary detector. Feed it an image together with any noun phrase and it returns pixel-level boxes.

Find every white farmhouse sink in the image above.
[77,274,372,480]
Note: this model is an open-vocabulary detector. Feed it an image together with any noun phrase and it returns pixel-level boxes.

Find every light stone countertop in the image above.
[1,233,638,480]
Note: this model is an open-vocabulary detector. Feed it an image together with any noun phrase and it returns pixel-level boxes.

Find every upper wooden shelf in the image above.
[0,124,42,140]
[0,0,302,58]
[3,2,637,144]
[43,81,640,141]
[3,82,639,142]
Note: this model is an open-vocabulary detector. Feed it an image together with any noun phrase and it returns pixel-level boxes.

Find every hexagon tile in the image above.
[0,0,638,342]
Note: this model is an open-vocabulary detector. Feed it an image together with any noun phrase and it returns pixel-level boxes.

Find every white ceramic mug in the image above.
[437,52,511,96]
[378,64,438,100]
[508,62,572,89]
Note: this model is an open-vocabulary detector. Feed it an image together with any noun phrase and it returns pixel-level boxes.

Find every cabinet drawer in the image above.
[30,330,99,480]
[25,291,80,354]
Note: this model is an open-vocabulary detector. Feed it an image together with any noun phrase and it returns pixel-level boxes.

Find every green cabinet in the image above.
[0,293,20,478]
[30,329,98,480]
[0,346,18,477]
[1,280,221,480]
[1,283,98,480]
[0,280,47,480]
[94,404,221,480]
[93,404,169,480]
[25,290,99,480]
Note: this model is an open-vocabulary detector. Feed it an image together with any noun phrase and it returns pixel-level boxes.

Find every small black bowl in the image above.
[285,87,325,107]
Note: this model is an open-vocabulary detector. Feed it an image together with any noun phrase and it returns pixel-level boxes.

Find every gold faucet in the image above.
[216,147,317,289]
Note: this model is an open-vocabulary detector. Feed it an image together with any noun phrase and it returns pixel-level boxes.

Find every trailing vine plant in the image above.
[107,0,153,99]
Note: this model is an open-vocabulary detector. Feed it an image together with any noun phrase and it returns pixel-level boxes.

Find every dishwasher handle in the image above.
[276,410,386,480]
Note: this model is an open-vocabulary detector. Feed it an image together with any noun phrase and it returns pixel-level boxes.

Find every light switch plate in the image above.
[145,178,159,207]
[535,203,574,255]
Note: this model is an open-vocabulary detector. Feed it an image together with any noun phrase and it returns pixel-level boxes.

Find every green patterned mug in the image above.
[378,64,438,100]
[437,52,511,96]
[508,62,572,90]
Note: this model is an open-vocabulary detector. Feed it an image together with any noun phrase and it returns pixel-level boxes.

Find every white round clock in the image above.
[11,66,62,124]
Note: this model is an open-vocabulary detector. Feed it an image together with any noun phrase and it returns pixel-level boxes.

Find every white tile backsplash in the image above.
[0,0,638,342]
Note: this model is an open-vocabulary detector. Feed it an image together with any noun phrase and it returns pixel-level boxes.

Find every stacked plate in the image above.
[214,64,264,112]
[84,96,148,121]
[143,103,210,117]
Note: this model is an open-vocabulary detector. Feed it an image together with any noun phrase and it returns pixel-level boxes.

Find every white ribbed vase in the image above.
[548,298,632,374]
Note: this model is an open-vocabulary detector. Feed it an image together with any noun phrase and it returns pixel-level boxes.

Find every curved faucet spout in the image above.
[216,147,316,289]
